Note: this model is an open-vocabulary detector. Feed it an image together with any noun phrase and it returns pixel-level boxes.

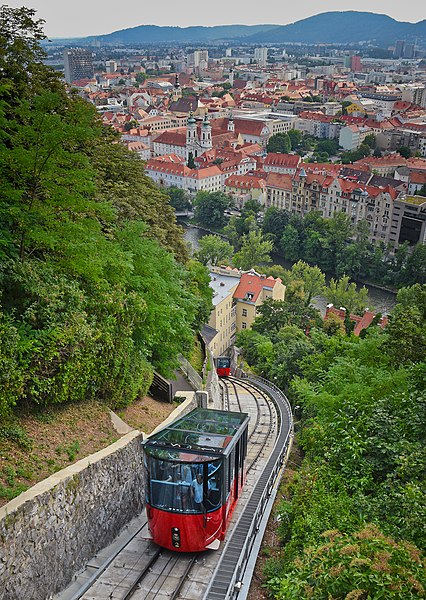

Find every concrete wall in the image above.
[0,395,197,600]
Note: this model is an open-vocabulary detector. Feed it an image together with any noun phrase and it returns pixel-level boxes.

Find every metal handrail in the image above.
[204,375,294,600]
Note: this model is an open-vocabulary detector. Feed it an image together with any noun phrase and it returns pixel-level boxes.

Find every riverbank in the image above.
[183,224,396,314]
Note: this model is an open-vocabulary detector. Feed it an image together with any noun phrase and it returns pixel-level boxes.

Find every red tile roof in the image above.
[225,175,266,189]
[264,153,301,168]
[265,173,293,190]
[410,171,426,184]
[233,272,280,303]
[153,129,187,146]
[325,305,388,336]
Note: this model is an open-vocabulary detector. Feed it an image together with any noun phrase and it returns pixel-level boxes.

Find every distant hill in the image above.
[246,11,426,45]
[90,24,278,45]
[69,12,426,47]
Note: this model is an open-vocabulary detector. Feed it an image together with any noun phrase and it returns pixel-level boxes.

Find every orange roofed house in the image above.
[207,267,286,357]
[325,304,388,336]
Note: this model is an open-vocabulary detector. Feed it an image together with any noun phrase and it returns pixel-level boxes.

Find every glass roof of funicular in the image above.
[144,408,249,455]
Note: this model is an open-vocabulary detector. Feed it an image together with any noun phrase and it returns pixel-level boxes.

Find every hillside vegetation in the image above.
[0,6,212,421]
[237,279,426,599]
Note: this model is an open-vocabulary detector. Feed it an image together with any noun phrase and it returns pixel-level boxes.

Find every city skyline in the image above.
[5,1,425,38]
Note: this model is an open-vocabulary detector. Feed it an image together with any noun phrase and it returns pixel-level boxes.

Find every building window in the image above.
[242,308,247,317]
[242,322,247,329]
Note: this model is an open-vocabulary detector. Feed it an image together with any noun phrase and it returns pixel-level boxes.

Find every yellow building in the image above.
[207,267,286,357]
[208,268,240,357]
[233,271,286,332]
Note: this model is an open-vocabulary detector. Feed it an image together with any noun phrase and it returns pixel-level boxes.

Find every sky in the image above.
[5,0,426,38]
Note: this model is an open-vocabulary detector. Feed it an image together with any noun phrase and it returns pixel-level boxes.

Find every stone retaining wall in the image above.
[0,431,144,600]
[0,394,198,600]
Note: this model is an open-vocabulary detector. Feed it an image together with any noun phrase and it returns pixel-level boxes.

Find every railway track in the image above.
[220,378,276,473]
[58,375,292,600]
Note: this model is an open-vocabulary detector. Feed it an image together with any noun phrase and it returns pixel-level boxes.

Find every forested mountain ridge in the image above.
[74,12,426,46]
[247,11,426,45]
[89,24,277,45]
[0,6,212,418]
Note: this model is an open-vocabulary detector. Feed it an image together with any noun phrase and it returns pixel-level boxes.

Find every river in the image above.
[182,223,396,315]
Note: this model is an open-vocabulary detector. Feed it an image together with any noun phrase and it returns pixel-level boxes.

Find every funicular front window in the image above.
[147,452,222,514]
[217,357,230,369]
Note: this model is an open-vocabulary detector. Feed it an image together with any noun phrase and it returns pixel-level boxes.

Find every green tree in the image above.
[280,224,300,262]
[315,138,339,155]
[385,284,426,365]
[399,244,426,286]
[326,275,370,314]
[290,261,326,305]
[196,234,233,266]
[222,215,241,248]
[0,6,202,417]
[187,151,196,169]
[193,191,232,229]
[269,525,426,600]
[233,230,273,270]
[0,5,60,103]
[165,186,192,211]
[184,259,213,326]
[266,133,291,154]
[262,207,290,250]
[288,128,303,150]
[364,133,377,148]
[398,145,412,159]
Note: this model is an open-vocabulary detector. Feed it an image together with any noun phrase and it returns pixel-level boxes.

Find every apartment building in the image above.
[208,269,240,357]
[207,267,286,357]
[388,195,426,251]
[234,272,286,332]
[265,167,400,246]
[339,124,372,150]
[145,155,222,194]
[63,48,94,84]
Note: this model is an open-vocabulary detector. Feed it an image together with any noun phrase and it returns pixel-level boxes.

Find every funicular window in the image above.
[147,452,223,514]
[217,357,230,369]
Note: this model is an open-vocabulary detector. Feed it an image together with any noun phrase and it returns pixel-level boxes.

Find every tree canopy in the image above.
[0,6,211,417]
[193,191,232,229]
[237,284,426,598]
[266,133,291,154]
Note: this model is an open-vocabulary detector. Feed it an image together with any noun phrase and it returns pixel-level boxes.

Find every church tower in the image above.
[186,110,198,160]
[200,112,213,152]
[228,111,235,132]
[229,67,234,87]
[172,73,182,102]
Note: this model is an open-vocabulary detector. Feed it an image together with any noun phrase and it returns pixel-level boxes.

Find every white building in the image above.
[145,155,222,195]
[339,125,372,150]
[254,47,268,67]
[193,50,209,69]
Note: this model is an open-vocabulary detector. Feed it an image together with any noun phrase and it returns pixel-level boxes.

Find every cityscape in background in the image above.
[53,23,426,251]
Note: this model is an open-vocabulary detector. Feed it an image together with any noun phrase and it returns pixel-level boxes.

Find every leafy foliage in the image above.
[196,234,233,266]
[0,6,207,417]
[326,275,369,314]
[268,525,425,599]
[261,208,424,289]
[193,191,232,229]
[266,133,291,154]
[237,282,426,596]
[233,230,273,270]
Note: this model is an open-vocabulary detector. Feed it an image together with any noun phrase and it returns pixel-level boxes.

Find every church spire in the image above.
[172,72,182,101]
[200,112,212,151]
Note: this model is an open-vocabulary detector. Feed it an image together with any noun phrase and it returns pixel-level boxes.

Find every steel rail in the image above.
[203,375,294,600]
